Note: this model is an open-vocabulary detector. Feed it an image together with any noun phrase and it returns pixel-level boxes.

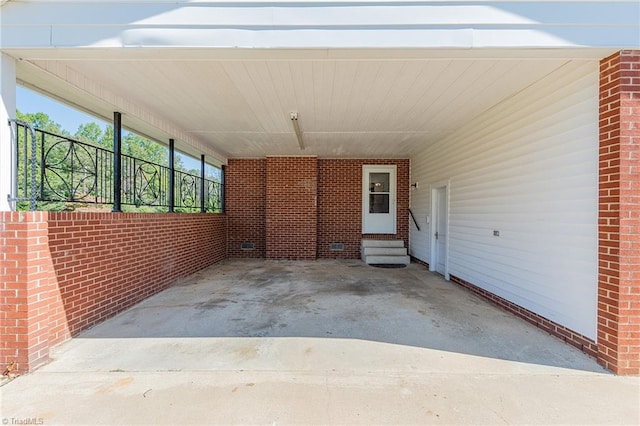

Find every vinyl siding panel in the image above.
[410,60,598,339]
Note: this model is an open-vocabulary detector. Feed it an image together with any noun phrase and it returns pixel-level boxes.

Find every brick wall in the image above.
[0,212,57,375]
[226,159,266,258]
[0,212,226,373]
[225,158,410,260]
[266,157,318,260]
[317,159,410,258]
[598,50,640,375]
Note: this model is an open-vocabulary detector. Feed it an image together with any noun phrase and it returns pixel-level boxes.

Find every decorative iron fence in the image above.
[9,121,223,213]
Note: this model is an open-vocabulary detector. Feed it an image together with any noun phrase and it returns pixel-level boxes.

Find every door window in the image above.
[369,172,390,213]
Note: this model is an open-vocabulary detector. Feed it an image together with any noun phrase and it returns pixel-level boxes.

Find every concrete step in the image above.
[362,247,408,256]
[364,255,411,265]
[361,239,405,248]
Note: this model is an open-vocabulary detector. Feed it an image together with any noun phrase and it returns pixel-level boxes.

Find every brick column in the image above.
[0,212,57,373]
[226,159,267,258]
[598,50,640,375]
[266,156,318,259]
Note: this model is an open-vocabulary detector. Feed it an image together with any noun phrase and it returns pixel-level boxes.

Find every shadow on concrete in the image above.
[69,259,605,374]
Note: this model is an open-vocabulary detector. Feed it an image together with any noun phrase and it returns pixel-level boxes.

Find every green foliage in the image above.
[75,122,107,145]
[16,110,68,136]
[14,108,222,213]
[14,110,61,210]
[123,133,170,167]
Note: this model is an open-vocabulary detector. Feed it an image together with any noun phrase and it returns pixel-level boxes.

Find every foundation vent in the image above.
[241,242,255,250]
[330,243,345,251]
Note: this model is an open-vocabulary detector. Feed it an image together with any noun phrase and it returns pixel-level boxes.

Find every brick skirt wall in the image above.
[449,274,598,358]
[0,212,226,373]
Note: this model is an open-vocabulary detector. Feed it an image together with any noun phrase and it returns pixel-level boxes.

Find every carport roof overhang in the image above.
[2,1,639,165]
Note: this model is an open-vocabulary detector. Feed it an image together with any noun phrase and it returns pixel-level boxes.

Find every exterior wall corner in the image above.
[0,212,227,373]
[598,49,640,375]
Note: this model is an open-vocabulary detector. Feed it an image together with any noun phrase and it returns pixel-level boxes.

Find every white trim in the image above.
[0,53,16,212]
[362,164,397,234]
[430,180,450,280]
[1,1,638,50]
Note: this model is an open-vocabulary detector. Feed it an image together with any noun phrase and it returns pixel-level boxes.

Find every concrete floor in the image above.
[2,259,639,425]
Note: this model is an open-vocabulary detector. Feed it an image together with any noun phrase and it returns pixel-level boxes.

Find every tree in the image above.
[14,110,73,210]
[16,110,68,135]
[123,133,169,166]
[75,122,105,144]
[14,108,222,213]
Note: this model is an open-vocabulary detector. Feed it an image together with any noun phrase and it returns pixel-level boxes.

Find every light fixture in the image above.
[290,112,305,150]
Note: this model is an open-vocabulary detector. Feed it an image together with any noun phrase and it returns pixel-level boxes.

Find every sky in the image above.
[16,85,211,173]
[17,85,109,133]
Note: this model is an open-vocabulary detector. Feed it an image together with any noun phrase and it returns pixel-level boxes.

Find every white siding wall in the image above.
[410,61,599,339]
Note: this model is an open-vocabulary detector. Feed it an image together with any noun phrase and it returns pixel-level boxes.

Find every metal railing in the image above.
[9,121,223,213]
[408,208,420,231]
[8,120,38,210]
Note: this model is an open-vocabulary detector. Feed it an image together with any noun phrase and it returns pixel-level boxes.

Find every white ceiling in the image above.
[3,0,633,163]
[14,51,592,162]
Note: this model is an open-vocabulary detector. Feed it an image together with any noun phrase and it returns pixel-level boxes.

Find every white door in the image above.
[362,165,396,234]
[432,185,448,276]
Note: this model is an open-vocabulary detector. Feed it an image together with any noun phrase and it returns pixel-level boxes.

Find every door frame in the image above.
[430,181,450,280]
[362,164,397,234]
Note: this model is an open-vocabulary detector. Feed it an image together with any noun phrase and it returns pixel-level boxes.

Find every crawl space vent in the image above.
[330,243,345,251]
[241,242,255,250]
